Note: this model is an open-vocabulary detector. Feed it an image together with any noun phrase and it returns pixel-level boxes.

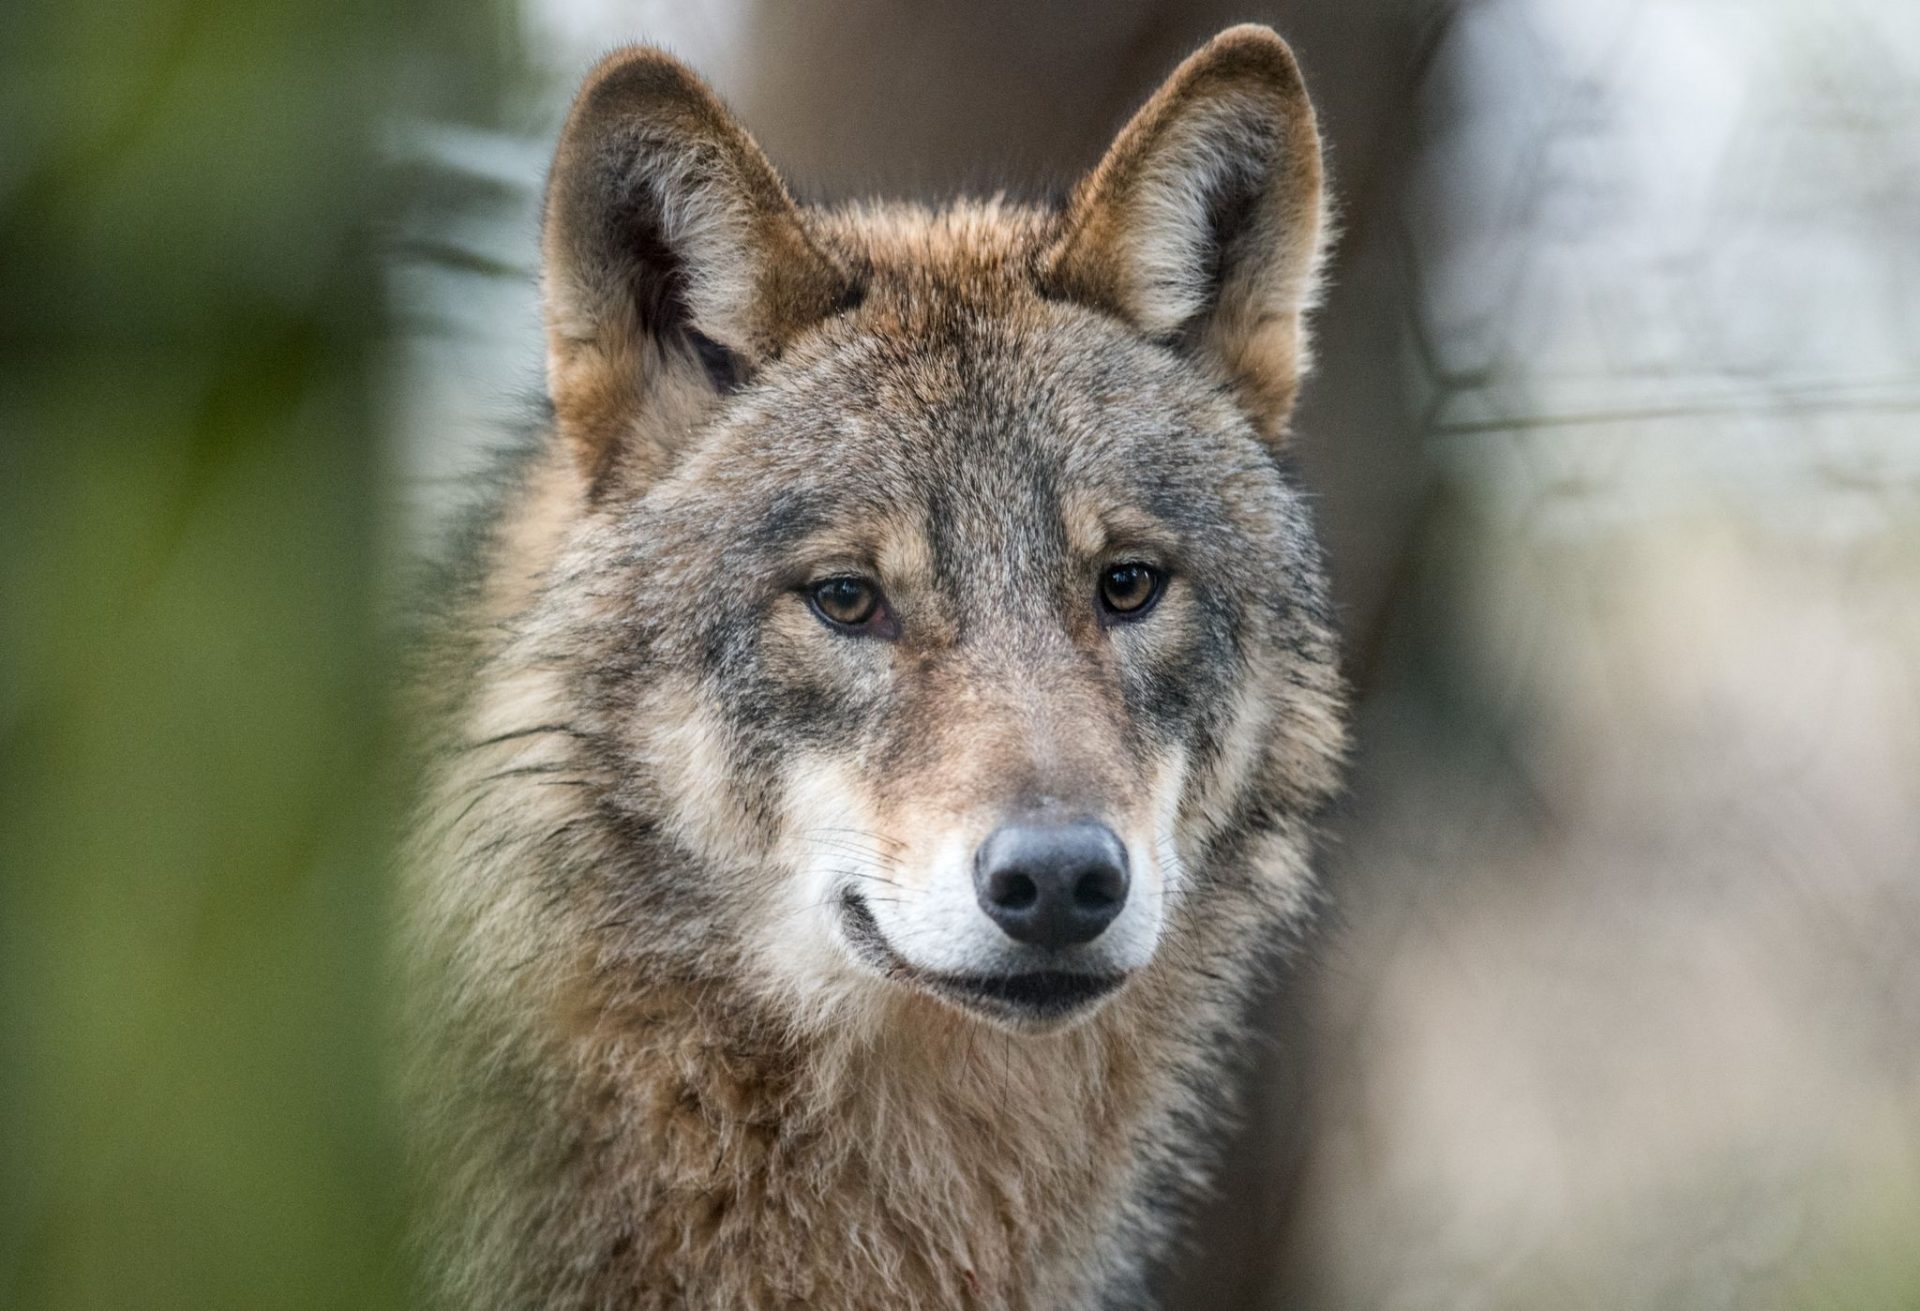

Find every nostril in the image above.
[988,869,1039,911]
[1073,866,1124,910]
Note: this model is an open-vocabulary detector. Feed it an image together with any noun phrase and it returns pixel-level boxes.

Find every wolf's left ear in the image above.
[1042,25,1326,442]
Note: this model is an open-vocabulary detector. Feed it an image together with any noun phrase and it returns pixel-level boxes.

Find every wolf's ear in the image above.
[541,48,856,484]
[1042,25,1326,442]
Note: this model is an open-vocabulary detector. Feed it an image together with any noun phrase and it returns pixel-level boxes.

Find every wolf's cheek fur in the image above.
[624,673,774,872]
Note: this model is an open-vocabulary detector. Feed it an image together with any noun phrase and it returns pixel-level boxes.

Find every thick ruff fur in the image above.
[405,25,1347,1310]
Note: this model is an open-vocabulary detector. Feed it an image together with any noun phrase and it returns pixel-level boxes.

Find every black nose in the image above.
[974,819,1130,948]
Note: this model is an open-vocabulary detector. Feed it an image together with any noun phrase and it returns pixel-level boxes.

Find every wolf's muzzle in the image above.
[973,818,1129,949]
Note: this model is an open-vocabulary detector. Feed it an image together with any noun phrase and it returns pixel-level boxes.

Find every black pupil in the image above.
[818,579,873,623]
[1104,565,1153,611]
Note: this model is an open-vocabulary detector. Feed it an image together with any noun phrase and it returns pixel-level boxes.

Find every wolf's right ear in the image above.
[541,48,856,485]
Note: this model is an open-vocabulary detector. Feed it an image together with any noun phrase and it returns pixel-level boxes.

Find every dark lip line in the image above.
[838,888,907,973]
[837,891,1126,1019]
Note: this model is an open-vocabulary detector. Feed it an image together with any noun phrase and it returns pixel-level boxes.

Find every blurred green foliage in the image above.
[0,0,509,1305]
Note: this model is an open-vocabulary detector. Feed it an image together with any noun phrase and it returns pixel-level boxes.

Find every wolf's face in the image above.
[600,290,1329,1030]
[537,30,1340,1033]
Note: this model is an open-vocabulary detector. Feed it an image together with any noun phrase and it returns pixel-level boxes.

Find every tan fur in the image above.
[407,25,1344,1310]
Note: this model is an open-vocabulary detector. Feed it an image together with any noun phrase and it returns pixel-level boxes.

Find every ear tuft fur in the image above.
[1042,25,1327,442]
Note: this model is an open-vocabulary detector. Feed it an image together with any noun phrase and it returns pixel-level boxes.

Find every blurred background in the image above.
[4,1,1916,1308]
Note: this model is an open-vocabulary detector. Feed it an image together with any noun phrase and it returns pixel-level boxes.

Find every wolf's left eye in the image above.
[1098,563,1165,622]
[807,576,894,637]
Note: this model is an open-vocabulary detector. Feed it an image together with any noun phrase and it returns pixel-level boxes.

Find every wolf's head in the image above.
[518,26,1343,1035]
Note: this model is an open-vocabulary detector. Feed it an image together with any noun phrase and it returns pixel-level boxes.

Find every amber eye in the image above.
[1098,562,1164,621]
[808,576,887,632]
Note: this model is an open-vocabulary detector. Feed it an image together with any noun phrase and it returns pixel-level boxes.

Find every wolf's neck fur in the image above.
[523,962,1200,1309]
[407,453,1239,1308]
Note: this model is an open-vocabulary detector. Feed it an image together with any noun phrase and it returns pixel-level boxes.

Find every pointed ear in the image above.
[1042,25,1326,442]
[541,48,857,484]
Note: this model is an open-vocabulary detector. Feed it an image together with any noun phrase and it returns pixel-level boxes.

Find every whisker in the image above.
[803,825,907,852]
[474,762,592,785]
[804,837,899,863]
[461,723,591,751]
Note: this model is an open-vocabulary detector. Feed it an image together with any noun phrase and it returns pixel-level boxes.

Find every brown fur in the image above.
[406,25,1344,1310]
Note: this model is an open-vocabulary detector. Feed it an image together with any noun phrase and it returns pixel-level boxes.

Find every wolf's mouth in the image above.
[838,891,1125,1024]
[927,970,1125,1019]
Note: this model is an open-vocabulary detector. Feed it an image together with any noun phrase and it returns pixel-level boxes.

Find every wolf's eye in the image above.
[808,576,892,636]
[1098,563,1164,622]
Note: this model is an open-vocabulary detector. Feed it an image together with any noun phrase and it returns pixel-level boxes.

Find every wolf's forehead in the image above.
[755,444,1121,578]
[678,235,1263,578]
[759,350,1178,562]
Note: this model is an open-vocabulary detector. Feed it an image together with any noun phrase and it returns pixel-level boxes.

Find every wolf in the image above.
[404,23,1346,1310]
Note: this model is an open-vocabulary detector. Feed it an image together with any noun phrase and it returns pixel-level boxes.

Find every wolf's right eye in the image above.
[1098,562,1165,622]
[807,577,894,637]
